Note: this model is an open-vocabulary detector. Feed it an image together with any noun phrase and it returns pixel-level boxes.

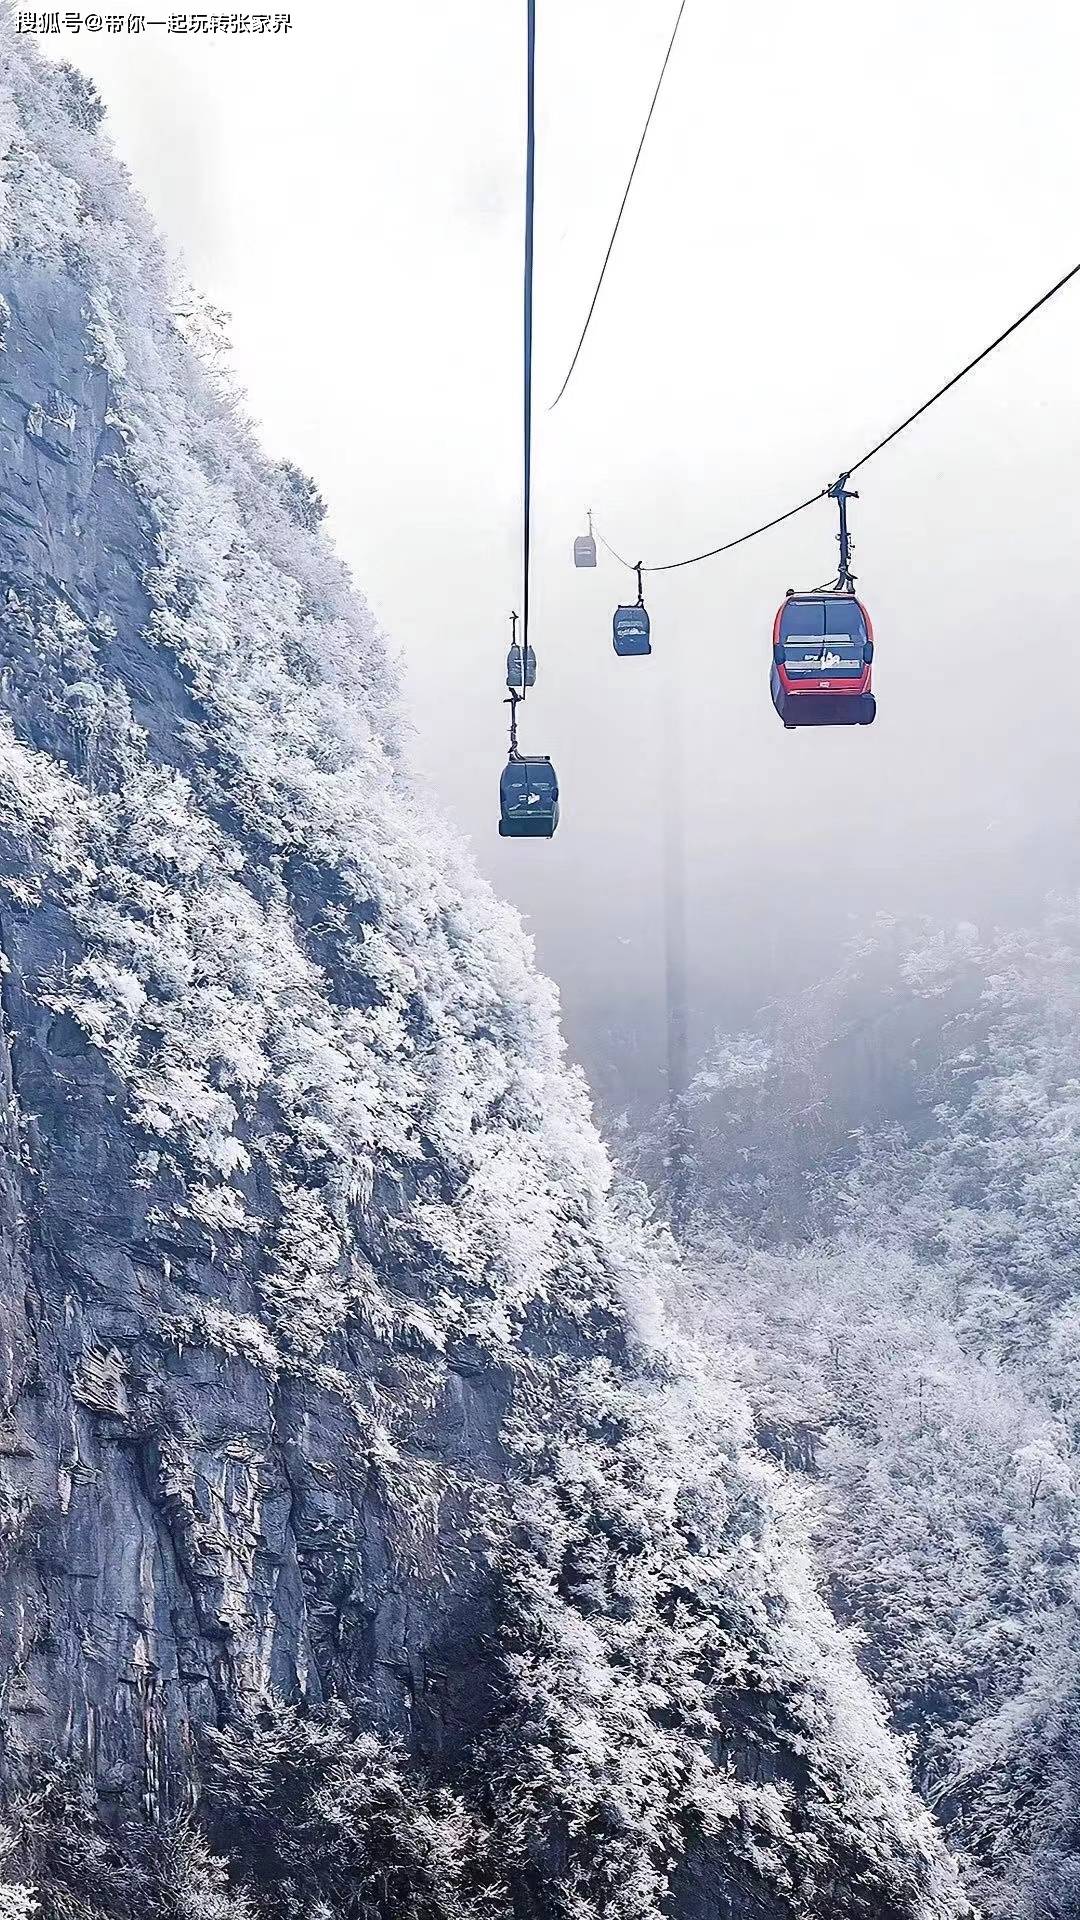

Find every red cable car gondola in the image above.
[770,591,875,727]
[770,475,876,729]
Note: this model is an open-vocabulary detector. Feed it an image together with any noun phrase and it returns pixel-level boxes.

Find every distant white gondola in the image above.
[574,509,597,568]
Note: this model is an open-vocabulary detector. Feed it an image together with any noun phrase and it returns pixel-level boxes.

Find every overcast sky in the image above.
[40,0,1080,1095]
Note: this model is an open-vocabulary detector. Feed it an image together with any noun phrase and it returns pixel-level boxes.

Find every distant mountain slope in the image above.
[680,904,1080,1916]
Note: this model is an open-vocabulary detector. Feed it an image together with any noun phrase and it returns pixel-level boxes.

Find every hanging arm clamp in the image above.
[505,610,522,756]
[507,607,527,703]
[827,473,859,592]
[505,687,521,759]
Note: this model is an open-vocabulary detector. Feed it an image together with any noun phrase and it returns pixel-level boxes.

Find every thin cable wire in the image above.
[599,255,1080,574]
[845,257,1080,477]
[548,0,688,410]
[646,486,829,574]
[506,0,537,760]
[596,527,636,569]
[522,0,536,666]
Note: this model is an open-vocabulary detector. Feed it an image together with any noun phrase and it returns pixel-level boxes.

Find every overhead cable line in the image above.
[522,0,537,658]
[844,256,1080,478]
[549,0,688,411]
[599,489,830,574]
[598,255,1080,574]
[506,0,537,762]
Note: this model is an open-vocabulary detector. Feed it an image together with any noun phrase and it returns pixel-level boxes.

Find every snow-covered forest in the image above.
[633,899,1080,1918]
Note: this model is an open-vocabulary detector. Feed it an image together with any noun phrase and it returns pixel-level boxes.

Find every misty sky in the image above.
[38,0,1080,1101]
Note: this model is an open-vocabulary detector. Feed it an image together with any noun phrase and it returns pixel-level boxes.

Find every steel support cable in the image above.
[844,256,1080,477]
[597,256,1080,575]
[504,0,538,760]
[506,0,538,759]
[522,0,537,662]
[643,487,830,574]
[549,0,688,410]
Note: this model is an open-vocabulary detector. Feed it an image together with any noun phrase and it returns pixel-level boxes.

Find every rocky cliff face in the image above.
[0,28,967,1920]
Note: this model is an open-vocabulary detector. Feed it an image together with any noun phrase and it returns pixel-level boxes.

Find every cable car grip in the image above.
[828,473,859,592]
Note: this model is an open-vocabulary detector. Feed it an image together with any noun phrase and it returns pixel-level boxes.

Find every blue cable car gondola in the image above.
[614,562,651,656]
[613,603,651,655]
[574,509,597,568]
[498,755,559,838]
[506,642,537,691]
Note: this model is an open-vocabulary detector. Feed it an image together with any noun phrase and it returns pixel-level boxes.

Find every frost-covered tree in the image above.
[52,62,105,134]
[273,458,328,531]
